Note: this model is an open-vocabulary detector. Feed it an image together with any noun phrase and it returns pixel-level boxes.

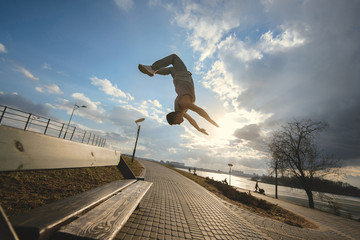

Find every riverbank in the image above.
[188,168,360,221]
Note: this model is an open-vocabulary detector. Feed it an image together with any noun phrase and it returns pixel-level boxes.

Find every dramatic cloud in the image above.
[0,92,51,116]
[171,0,243,61]
[234,124,261,141]
[161,0,360,172]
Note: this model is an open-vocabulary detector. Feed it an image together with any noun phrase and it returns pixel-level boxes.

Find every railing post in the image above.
[102,139,106,147]
[82,131,86,143]
[0,106,7,123]
[92,134,95,145]
[44,119,51,135]
[70,127,76,141]
[59,123,65,138]
[24,114,32,131]
[87,133,92,144]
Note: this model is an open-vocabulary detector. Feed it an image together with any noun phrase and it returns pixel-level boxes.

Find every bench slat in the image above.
[11,179,136,240]
[55,181,152,240]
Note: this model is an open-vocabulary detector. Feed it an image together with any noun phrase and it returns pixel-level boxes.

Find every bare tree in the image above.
[268,119,339,208]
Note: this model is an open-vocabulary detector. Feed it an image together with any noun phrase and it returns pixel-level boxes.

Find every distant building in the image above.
[166,161,185,168]
[232,170,244,176]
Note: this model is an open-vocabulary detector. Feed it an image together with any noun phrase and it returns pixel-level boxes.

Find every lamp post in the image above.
[275,159,278,199]
[131,118,145,163]
[64,104,86,139]
[228,163,233,185]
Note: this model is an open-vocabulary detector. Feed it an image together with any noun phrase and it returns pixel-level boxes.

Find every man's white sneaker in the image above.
[138,64,155,77]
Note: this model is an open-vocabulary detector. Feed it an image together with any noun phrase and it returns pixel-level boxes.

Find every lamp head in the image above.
[74,104,87,109]
[135,118,145,123]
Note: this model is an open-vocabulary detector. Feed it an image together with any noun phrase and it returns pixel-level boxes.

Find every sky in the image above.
[1,0,360,187]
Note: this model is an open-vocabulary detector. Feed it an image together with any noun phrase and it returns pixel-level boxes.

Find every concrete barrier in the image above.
[0,125,120,171]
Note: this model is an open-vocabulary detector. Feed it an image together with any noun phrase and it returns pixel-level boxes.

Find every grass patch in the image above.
[167,166,317,229]
[121,155,144,176]
[0,155,142,217]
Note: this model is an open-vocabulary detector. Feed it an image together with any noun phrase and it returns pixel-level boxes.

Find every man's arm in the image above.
[180,100,219,128]
[183,113,208,135]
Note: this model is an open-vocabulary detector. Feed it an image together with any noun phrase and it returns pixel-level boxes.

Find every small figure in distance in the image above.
[138,54,219,135]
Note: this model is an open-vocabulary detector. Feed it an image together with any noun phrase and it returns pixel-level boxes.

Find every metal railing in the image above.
[0,105,106,147]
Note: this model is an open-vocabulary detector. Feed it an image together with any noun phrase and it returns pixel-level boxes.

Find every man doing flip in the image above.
[138,54,219,135]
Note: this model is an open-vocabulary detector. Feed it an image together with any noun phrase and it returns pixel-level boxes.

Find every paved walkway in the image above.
[230,188,360,240]
[116,160,360,239]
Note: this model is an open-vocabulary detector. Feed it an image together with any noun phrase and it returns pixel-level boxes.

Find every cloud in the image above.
[35,84,63,94]
[14,66,39,81]
[48,93,107,124]
[259,27,307,53]
[42,63,52,70]
[72,93,103,112]
[0,43,7,53]
[170,0,243,61]
[35,87,43,93]
[218,35,263,63]
[90,76,133,100]
[91,76,166,124]
[202,59,242,108]
[109,106,146,129]
[113,0,133,11]
[45,84,63,94]
[0,92,51,116]
[147,99,162,109]
[162,0,360,172]
[234,124,261,141]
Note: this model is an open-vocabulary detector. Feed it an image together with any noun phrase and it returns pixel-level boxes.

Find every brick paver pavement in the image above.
[116,160,360,239]
[116,160,269,240]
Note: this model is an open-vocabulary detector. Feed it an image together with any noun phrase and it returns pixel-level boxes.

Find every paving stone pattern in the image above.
[116,160,269,240]
[116,160,360,240]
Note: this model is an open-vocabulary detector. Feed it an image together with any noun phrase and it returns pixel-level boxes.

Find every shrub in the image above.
[205,177,273,211]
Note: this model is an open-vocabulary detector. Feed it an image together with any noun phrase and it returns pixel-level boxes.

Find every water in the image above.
[181,169,360,220]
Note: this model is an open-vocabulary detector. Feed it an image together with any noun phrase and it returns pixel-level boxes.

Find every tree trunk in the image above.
[305,188,314,208]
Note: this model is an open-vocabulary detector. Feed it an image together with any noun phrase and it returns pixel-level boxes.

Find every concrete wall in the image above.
[0,125,120,171]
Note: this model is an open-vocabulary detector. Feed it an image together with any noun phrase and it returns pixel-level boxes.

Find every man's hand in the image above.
[209,119,219,128]
[180,100,219,128]
[184,113,209,136]
[198,128,208,135]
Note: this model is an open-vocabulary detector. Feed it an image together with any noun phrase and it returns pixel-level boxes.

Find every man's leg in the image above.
[151,54,187,72]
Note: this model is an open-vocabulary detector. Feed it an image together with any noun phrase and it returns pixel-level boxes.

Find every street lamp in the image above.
[131,118,145,163]
[228,163,233,185]
[64,104,86,139]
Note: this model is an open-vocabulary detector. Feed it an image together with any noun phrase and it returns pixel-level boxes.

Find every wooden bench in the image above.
[10,179,152,240]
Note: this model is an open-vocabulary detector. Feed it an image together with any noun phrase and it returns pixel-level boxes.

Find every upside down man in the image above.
[138,54,219,135]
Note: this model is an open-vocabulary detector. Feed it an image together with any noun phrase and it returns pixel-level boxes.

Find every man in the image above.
[138,54,219,135]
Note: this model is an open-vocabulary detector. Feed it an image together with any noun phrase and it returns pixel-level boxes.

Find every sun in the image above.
[213,115,239,141]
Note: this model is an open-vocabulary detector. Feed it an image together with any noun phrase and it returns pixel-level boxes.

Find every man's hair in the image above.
[166,112,178,125]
